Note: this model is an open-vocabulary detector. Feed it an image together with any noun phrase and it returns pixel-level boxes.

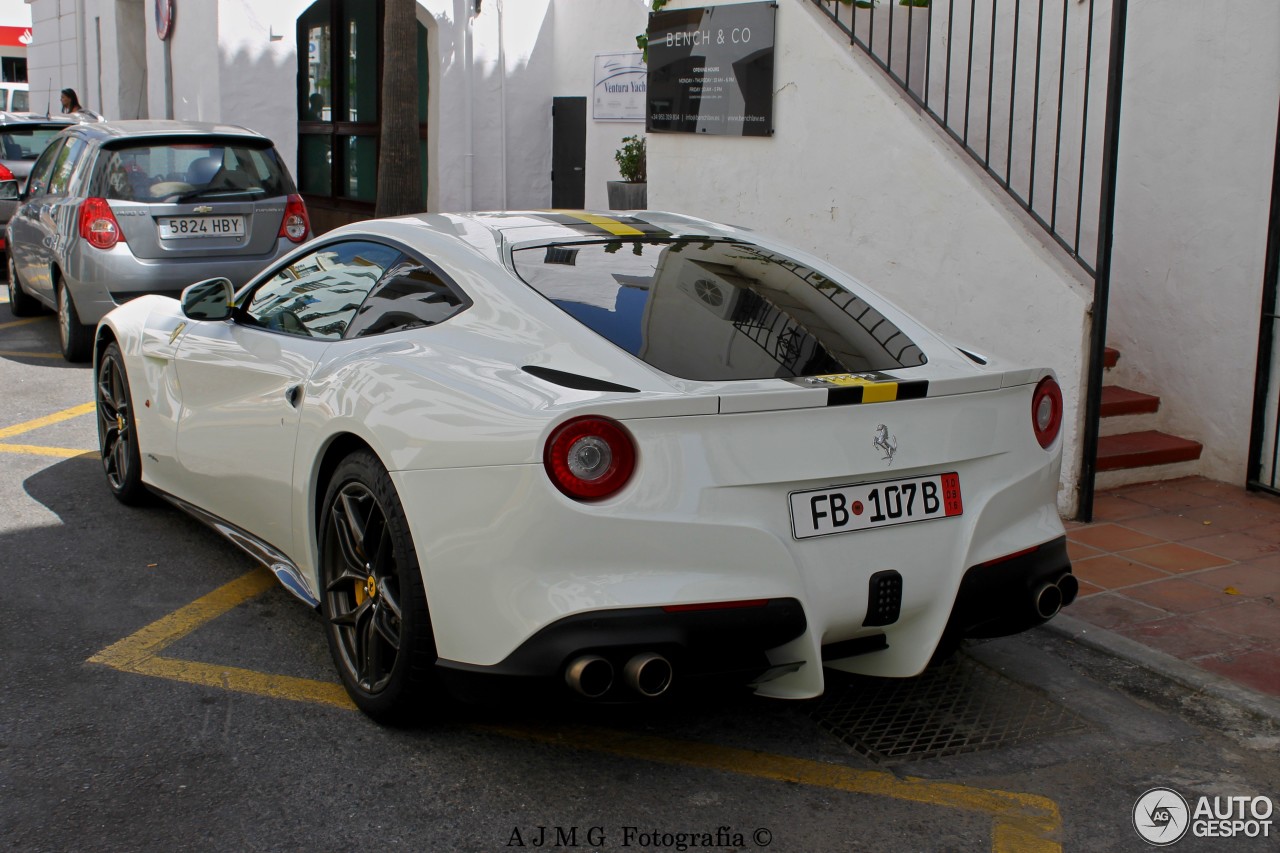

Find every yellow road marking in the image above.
[485,723,1061,852]
[87,568,355,709]
[0,350,62,359]
[0,401,96,440]
[88,568,1063,851]
[0,443,96,458]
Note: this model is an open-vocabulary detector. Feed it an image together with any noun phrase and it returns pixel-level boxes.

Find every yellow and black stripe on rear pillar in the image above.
[788,373,929,406]
[536,212,672,238]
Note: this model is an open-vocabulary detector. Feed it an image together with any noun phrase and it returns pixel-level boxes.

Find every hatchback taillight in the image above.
[544,416,636,501]
[79,197,125,249]
[279,194,309,243]
[1032,376,1063,449]
[0,164,15,201]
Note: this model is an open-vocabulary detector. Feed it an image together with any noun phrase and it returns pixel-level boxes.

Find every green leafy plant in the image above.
[636,0,671,60]
[614,135,647,183]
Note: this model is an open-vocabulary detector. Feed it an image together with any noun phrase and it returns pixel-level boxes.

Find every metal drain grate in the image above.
[811,654,1090,764]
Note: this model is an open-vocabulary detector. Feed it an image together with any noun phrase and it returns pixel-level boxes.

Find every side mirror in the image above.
[180,277,234,321]
[0,179,17,201]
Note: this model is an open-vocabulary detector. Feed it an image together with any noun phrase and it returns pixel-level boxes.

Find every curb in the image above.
[1043,612,1280,727]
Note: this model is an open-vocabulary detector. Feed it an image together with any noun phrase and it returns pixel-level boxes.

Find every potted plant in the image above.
[607,135,647,211]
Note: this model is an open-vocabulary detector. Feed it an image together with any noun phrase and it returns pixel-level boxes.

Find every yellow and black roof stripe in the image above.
[536,212,673,238]
[787,372,929,406]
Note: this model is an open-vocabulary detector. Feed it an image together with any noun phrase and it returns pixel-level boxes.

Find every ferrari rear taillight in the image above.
[1031,376,1063,449]
[279,194,310,243]
[79,197,125,249]
[544,416,636,501]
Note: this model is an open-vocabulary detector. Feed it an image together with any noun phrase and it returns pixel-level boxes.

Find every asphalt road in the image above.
[2,304,1278,852]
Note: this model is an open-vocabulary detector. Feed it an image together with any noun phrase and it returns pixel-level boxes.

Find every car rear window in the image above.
[93,138,292,202]
[511,239,926,381]
[0,126,67,161]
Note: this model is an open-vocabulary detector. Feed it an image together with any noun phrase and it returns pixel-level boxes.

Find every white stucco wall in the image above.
[650,0,1093,513]
[551,0,649,209]
[1106,0,1280,483]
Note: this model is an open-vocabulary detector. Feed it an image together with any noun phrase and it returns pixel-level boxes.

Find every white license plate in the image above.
[158,215,245,239]
[789,472,963,540]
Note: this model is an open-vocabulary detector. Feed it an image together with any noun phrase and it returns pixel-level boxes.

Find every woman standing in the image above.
[59,88,102,120]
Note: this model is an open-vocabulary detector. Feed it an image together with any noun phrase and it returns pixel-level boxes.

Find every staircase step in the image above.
[1097,431,1202,471]
[1100,386,1160,417]
[1104,347,1120,369]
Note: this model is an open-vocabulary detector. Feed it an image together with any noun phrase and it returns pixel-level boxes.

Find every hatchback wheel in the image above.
[6,255,40,317]
[57,283,92,362]
[95,342,148,505]
[320,450,439,723]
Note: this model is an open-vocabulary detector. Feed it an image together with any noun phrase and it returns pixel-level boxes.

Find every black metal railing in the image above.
[810,0,1113,275]
[809,0,1129,519]
[1247,98,1280,496]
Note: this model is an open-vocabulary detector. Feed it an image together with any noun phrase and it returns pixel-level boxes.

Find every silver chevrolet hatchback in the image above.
[5,120,310,361]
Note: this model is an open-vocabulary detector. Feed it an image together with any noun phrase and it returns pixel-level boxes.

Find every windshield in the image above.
[511,239,926,381]
[93,139,292,202]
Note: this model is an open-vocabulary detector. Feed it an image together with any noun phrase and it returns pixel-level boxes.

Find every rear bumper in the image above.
[62,241,292,325]
[437,597,807,700]
[943,535,1075,641]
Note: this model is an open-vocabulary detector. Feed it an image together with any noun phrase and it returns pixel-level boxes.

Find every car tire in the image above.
[6,255,41,317]
[57,282,92,363]
[95,342,150,505]
[319,450,440,723]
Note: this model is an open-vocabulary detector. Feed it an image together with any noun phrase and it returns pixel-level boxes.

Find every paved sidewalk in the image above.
[1059,477,1280,706]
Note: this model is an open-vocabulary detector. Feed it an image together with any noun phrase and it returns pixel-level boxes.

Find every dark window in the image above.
[46,137,87,195]
[345,260,466,338]
[2,57,27,84]
[92,140,292,202]
[297,0,429,210]
[23,137,64,198]
[240,240,401,340]
[0,126,70,162]
[511,239,927,382]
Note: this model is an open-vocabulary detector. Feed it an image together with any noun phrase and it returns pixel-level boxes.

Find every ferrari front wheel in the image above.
[319,450,439,723]
[96,342,148,505]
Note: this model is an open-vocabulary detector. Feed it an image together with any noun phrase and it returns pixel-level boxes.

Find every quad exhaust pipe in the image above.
[1033,573,1079,620]
[565,655,614,699]
[624,653,673,698]
[565,652,673,699]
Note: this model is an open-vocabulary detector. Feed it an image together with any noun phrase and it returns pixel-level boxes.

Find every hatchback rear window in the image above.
[93,139,292,203]
[511,239,926,381]
[0,126,67,161]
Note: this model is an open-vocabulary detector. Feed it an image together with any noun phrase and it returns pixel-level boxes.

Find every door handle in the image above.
[285,384,302,408]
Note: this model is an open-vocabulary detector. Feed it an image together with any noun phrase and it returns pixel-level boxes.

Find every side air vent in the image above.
[522,365,640,394]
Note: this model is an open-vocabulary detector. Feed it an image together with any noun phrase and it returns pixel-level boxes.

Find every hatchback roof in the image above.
[0,112,80,126]
[68,119,270,142]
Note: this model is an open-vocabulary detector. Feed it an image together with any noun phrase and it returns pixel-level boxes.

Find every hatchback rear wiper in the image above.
[173,187,267,204]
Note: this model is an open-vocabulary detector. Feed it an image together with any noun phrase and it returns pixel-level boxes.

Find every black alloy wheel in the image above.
[320,450,438,722]
[6,255,40,317]
[95,342,148,505]
[57,282,92,362]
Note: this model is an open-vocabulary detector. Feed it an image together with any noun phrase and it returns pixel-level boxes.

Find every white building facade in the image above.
[25,0,1280,514]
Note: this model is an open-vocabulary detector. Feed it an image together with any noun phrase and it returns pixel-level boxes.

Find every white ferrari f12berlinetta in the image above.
[93,210,1075,721]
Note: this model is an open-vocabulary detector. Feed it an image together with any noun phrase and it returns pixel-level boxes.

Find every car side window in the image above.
[46,137,88,196]
[240,240,402,340]
[344,258,468,338]
[24,139,65,199]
